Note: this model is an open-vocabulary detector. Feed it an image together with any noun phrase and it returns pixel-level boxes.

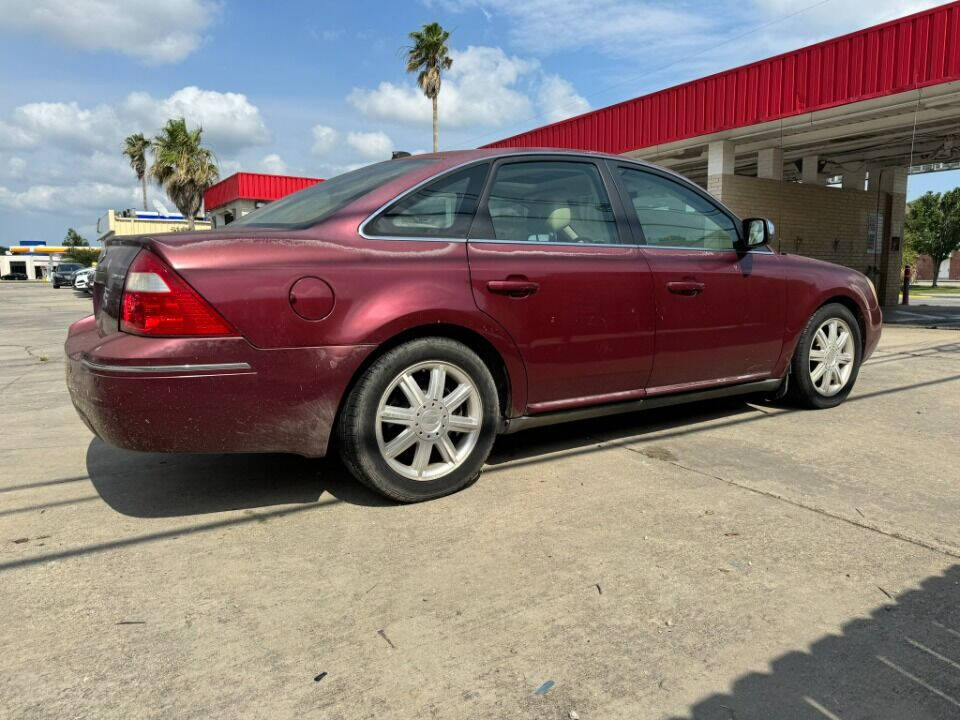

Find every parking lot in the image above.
[2,280,959,719]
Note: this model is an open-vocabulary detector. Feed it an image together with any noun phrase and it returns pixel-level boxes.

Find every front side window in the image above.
[618,167,738,250]
[366,163,489,238]
[482,161,620,245]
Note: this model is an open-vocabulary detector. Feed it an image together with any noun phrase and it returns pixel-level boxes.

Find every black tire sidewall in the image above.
[791,303,862,409]
[343,338,499,502]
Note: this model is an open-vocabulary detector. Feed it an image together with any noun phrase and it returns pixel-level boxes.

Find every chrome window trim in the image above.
[81,359,253,374]
[467,238,643,248]
[357,150,770,249]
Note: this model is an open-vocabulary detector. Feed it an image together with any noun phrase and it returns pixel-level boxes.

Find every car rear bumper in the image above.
[65,315,373,456]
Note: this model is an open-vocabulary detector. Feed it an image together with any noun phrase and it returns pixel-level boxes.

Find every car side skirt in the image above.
[501,378,782,434]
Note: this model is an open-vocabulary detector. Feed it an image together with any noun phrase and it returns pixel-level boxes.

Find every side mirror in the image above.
[742,218,774,249]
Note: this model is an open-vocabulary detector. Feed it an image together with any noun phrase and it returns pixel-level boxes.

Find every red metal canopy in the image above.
[484,1,960,153]
[204,172,324,212]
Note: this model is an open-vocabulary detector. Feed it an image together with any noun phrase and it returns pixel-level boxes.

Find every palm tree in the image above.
[406,22,453,153]
[122,132,151,211]
[149,118,219,231]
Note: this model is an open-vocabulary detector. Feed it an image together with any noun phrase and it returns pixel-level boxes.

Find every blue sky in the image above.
[0,0,957,246]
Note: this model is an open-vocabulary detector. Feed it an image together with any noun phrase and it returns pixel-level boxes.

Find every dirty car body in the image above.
[65,149,881,501]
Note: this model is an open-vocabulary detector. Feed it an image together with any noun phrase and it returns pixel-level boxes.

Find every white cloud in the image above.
[4,157,26,180]
[346,131,393,160]
[12,101,121,153]
[426,1,707,57]
[259,153,289,174]
[0,181,139,214]
[310,124,338,155]
[348,45,539,129]
[123,86,269,151]
[0,120,40,150]
[0,0,218,64]
[538,75,590,123]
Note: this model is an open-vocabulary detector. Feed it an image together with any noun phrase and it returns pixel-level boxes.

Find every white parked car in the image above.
[73,267,95,293]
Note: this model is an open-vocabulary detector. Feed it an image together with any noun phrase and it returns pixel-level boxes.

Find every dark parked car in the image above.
[52,262,85,288]
[2,272,28,281]
[66,149,881,502]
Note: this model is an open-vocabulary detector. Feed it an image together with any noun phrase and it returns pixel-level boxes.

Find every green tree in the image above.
[123,132,152,210]
[406,22,453,154]
[905,189,960,287]
[149,117,219,231]
[62,247,102,267]
[64,228,89,247]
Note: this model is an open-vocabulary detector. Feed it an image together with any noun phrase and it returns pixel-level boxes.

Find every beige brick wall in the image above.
[707,175,904,306]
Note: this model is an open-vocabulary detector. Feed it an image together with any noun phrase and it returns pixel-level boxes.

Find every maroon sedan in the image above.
[66,149,881,501]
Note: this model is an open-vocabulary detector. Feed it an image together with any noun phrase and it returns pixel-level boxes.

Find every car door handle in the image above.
[666,281,705,296]
[487,279,540,297]
[486,279,540,297]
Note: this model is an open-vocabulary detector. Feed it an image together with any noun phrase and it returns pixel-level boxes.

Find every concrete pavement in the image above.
[1,281,959,719]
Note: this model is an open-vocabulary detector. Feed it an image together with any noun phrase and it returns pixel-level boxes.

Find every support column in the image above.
[801,155,820,184]
[842,166,867,191]
[877,166,909,307]
[757,147,784,181]
[706,140,735,199]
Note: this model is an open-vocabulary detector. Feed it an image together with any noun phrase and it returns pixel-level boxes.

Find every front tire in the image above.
[788,303,862,409]
[337,338,499,502]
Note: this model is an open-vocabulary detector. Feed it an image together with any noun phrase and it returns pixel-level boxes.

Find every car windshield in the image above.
[231,158,435,228]
[57,264,82,272]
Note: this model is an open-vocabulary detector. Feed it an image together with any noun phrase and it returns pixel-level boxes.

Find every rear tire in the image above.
[337,338,499,502]
[788,303,862,409]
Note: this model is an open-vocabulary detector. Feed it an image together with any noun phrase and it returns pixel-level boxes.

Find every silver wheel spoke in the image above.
[444,383,472,411]
[399,373,425,406]
[427,367,446,402]
[411,440,432,476]
[836,330,849,349]
[815,329,829,348]
[436,433,458,463]
[809,348,827,361]
[447,415,480,432]
[384,428,417,458]
[380,405,416,425]
[838,352,853,364]
[810,362,827,382]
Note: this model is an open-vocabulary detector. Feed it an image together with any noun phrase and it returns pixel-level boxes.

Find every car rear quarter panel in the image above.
[150,229,529,417]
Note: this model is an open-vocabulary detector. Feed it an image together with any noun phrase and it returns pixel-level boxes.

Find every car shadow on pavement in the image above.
[670,564,960,719]
[488,397,764,468]
[85,438,393,518]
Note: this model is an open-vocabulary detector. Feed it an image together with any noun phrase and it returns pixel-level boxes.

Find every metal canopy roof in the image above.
[484,2,960,181]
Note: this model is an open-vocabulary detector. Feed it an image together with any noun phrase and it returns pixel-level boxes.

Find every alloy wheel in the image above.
[809,317,855,397]
[375,361,483,481]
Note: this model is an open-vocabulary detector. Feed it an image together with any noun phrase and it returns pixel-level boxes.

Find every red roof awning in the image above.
[484,1,960,154]
[204,172,324,212]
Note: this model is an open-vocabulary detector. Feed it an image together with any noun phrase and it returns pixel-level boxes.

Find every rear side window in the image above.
[482,161,620,245]
[366,162,489,238]
[232,158,434,228]
[617,167,738,250]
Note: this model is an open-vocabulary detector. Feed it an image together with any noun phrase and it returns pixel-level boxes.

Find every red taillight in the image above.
[120,250,236,336]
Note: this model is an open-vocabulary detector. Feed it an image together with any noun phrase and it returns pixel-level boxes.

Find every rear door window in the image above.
[478,161,621,245]
[365,163,489,239]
